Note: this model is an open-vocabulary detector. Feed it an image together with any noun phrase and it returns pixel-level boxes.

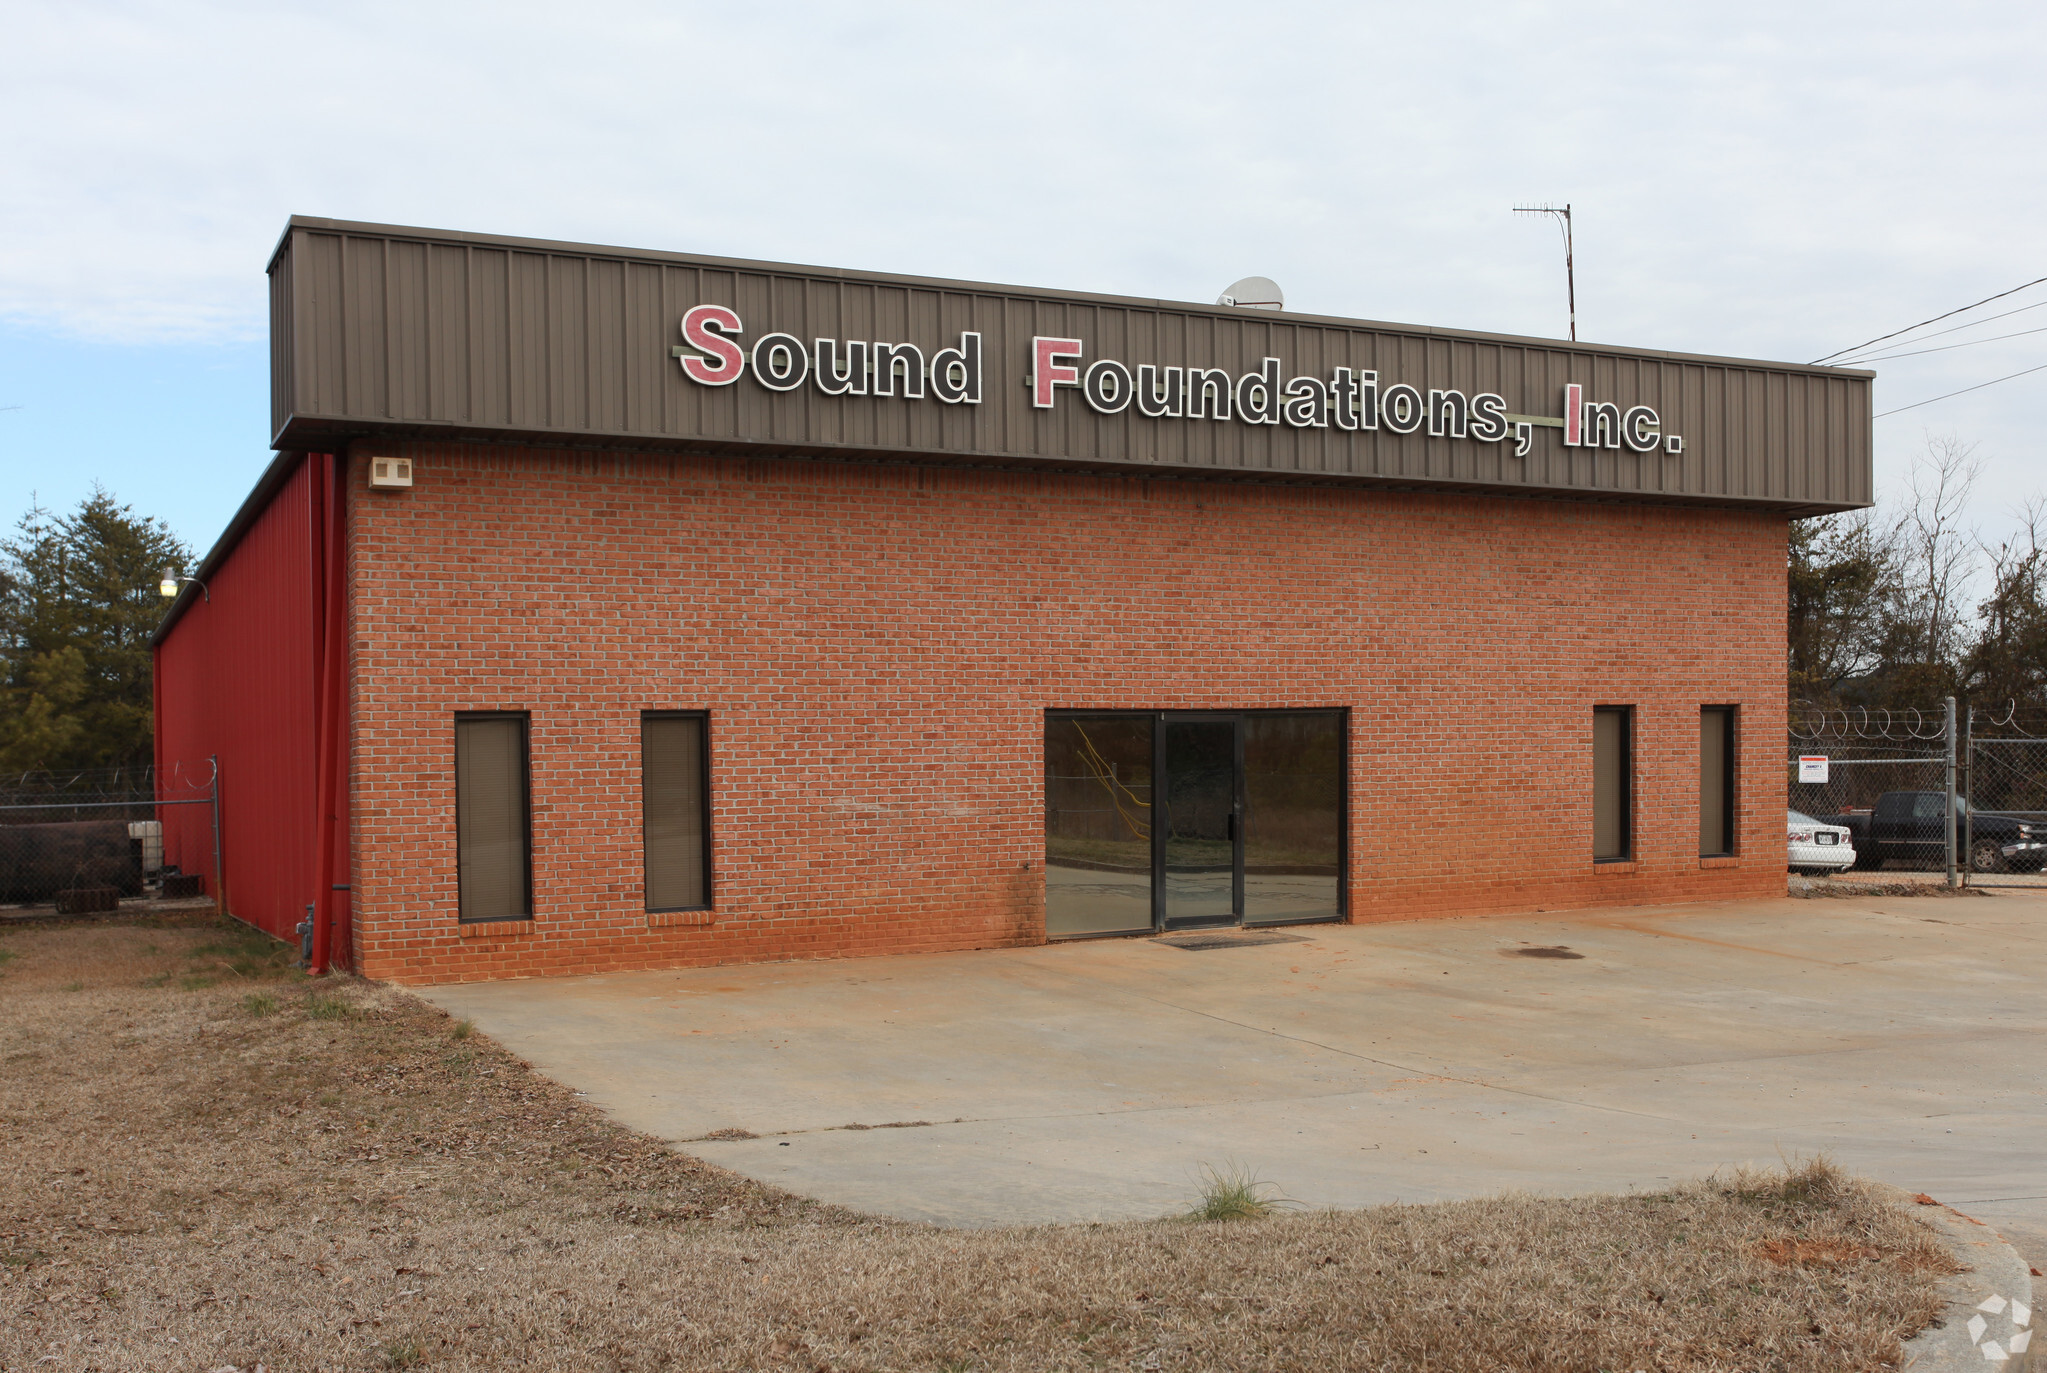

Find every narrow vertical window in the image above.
[1700,706,1737,857]
[1593,706,1633,862]
[642,712,710,911]
[455,713,532,921]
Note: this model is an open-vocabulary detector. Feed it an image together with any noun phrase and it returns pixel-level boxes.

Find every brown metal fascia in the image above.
[279,215,1875,382]
[338,427,1867,519]
[283,411,1877,514]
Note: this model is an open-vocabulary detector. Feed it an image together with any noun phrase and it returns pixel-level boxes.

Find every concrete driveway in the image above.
[421,891,2047,1257]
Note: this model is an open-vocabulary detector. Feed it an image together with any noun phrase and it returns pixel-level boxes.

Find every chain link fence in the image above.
[1965,706,2047,888]
[0,762,218,913]
[1787,709,1949,875]
[1789,702,2047,886]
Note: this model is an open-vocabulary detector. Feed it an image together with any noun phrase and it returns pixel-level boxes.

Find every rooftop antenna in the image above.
[1217,276,1284,311]
[1513,203,1575,342]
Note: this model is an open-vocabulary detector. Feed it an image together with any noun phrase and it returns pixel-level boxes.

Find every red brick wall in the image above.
[343,441,1787,985]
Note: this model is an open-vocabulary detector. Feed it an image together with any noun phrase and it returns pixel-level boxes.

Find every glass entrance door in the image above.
[1043,714,1156,938]
[1045,709,1346,937]
[1161,717,1240,928]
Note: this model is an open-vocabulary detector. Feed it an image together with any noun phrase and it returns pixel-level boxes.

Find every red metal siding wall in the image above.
[154,457,320,942]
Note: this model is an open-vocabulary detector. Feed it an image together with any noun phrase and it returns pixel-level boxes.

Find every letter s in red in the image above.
[680,305,745,385]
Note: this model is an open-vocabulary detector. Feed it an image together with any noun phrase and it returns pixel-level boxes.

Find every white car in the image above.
[1788,809,1857,872]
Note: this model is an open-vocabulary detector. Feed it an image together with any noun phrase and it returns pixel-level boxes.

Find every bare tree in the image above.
[1879,434,1982,694]
[1965,493,2047,712]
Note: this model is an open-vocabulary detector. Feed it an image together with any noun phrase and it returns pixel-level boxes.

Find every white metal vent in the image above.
[368,456,413,489]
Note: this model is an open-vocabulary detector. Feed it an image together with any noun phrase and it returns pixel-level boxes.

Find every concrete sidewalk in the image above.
[422,891,2047,1251]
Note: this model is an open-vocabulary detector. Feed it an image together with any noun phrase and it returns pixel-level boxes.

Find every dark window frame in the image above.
[454,710,534,924]
[640,710,714,914]
[1700,705,1738,858]
[1043,707,1350,937]
[1593,705,1635,863]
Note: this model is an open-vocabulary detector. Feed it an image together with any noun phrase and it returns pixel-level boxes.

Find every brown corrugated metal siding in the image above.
[269,216,1870,513]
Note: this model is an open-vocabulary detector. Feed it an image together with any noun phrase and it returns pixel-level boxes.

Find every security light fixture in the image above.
[369,456,413,489]
[159,566,209,602]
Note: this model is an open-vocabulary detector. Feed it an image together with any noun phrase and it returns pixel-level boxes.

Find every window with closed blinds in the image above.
[642,713,709,911]
[1700,706,1736,857]
[455,714,531,922]
[1593,706,1633,862]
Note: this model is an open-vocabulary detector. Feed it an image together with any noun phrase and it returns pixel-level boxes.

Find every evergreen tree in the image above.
[0,490,191,775]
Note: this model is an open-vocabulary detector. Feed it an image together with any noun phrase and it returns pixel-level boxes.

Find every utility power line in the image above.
[1849,323,2047,364]
[1831,298,2047,364]
[1873,360,2047,419]
[1811,274,2047,365]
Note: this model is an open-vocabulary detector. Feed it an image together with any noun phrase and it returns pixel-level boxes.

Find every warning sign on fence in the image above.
[1798,756,1830,783]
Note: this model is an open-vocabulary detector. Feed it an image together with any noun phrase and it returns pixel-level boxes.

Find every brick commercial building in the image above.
[151,217,1872,984]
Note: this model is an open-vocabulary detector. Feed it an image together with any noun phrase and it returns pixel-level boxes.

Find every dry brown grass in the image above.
[0,917,1960,1372]
[1788,872,1984,899]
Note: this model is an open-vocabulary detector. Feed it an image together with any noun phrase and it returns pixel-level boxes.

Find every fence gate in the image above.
[1965,706,2047,888]
[1789,703,1954,879]
[0,761,220,914]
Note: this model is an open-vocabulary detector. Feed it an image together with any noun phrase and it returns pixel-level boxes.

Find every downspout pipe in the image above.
[311,453,346,974]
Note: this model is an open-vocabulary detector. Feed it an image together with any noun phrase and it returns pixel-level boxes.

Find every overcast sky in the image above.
[2,0,2041,563]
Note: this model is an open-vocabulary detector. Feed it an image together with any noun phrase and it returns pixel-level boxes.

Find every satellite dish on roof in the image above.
[1217,276,1284,310]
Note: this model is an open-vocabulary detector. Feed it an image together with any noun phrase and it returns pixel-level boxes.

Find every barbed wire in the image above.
[1791,700,2047,743]
[1788,701,1950,743]
[0,758,215,808]
[1971,700,2047,740]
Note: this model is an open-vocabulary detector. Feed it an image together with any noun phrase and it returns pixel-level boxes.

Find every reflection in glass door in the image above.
[1046,710,1346,937]
[1242,711,1344,924]
[1043,714,1155,937]
[1162,717,1239,928]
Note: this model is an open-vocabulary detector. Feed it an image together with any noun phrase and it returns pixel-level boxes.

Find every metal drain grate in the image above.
[1154,932,1312,952]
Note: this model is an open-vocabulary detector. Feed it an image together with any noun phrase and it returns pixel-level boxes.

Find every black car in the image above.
[1825,791,2046,873]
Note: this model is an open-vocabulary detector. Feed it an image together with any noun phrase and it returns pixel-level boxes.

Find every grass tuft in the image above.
[1726,1153,1846,1206]
[305,991,355,1021]
[1185,1161,1291,1222]
[243,992,278,1017]
[1777,1152,1845,1204]
[189,930,294,979]
[379,1337,425,1368]
[452,1018,473,1040]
